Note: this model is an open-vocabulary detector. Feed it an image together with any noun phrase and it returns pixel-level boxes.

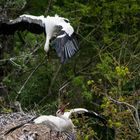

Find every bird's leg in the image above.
[46,51,50,62]
[56,131,62,139]
[49,129,52,140]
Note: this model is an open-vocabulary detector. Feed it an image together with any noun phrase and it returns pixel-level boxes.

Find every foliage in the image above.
[0,0,140,139]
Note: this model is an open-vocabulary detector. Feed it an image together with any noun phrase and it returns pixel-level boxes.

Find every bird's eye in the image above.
[64,19,69,23]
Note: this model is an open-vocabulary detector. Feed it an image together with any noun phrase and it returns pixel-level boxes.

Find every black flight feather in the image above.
[71,111,107,125]
[0,16,45,35]
[4,116,38,135]
[52,31,79,63]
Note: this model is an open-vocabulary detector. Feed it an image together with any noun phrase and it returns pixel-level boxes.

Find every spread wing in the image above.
[83,111,107,125]
[0,15,45,35]
[0,14,79,63]
[64,108,107,125]
[52,30,79,63]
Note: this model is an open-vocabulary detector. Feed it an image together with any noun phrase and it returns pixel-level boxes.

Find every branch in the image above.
[45,0,52,15]
[48,64,62,96]
[107,96,140,132]
[59,57,94,95]
[15,56,47,101]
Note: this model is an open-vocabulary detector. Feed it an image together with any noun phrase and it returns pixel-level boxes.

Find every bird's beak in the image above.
[60,102,70,113]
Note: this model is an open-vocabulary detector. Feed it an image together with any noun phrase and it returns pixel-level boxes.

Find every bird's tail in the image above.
[4,116,38,135]
[64,131,76,140]
[4,123,26,135]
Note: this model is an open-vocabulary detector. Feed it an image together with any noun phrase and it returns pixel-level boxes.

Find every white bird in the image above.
[33,109,75,133]
[34,109,76,140]
[31,108,106,140]
[0,14,79,63]
[4,107,75,139]
[4,106,106,140]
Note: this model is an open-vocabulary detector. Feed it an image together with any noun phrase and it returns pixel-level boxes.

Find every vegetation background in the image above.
[0,0,140,139]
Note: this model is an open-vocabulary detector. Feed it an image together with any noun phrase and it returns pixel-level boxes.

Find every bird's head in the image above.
[56,109,64,116]
[56,103,69,116]
[63,18,69,23]
[54,14,69,24]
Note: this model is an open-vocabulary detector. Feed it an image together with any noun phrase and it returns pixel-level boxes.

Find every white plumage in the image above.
[33,108,106,133]
[63,108,89,118]
[33,112,74,133]
[4,107,106,140]
[0,14,79,63]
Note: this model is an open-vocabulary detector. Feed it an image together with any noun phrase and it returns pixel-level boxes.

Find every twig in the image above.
[15,56,47,101]
[48,64,62,96]
[60,57,94,89]
[31,57,95,110]
[45,0,52,15]
[107,96,140,132]
[9,58,21,68]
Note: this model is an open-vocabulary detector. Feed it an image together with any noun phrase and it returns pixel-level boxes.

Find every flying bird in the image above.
[0,14,79,63]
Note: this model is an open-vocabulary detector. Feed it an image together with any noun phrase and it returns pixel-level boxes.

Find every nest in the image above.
[0,112,69,140]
